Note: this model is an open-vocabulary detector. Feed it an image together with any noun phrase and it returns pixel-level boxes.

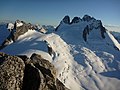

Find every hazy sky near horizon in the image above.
[0,0,120,26]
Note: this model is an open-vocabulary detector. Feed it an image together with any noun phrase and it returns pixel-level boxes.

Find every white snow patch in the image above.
[7,23,14,30]
[16,22,23,27]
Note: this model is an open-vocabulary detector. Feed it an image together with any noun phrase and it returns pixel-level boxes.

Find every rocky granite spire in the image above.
[70,17,81,24]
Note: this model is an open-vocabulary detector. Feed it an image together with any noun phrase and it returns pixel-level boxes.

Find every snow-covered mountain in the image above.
[54,15,120,90]
[0,15,120,90]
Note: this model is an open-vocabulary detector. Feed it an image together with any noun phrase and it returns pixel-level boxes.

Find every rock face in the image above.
[55,15,106,42]
[82,14,94,22]
[13,20,29,41]
[70,17,80,24]
[83,25,89,41]
[0,52,69,90]
[0,20,31,49]
[62,15,70,24]
[0,52,25,90]
[99,21,106,39]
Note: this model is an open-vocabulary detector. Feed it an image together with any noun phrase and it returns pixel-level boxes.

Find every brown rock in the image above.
[0,52,25,90]
[0,52,69,90]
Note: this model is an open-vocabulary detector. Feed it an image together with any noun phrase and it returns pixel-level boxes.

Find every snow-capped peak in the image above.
[55,15,106,43]
[82,14,95,22]
[15,20,23,27]
[61,15,70,24]
[7,23,14,30]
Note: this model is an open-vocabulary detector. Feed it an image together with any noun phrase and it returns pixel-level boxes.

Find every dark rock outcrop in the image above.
[62,15,70,24]
[47,45,55,56]
[0,52,69,90]
[99,21,106,39]
[55,24,60,31]
[27,23,37,30]
[55,15,70,31]
[21,64,41,90]
[70,17,80,24]
[82,15,94,22]
[83,25,89,42]
[82,21,106,42]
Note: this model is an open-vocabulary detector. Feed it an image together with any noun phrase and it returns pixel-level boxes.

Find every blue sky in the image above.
[0,0,120,26]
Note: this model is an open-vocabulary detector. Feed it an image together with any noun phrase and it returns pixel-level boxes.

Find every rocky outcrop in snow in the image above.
[83,25,89,41]
[0,52,69,90]
[0,20,34,49]
[99,21,106,39]
[82,15,94,22]
[70,17,80,24]
[55,15,106,41]
[62,15,70,24]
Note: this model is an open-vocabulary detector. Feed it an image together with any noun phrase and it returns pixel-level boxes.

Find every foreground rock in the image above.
[0,52,69,90]
[0,52,25,90]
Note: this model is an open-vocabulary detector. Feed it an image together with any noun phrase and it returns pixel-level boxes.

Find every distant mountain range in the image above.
[105,25,120,32]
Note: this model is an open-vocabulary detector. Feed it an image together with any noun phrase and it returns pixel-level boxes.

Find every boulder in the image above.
[0,52,25,90]
[0,52,69,90]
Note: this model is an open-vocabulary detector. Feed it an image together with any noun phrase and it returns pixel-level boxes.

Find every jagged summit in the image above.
[61,15,70,24]
[70,17,81,24]
[55,15,106,43]
[60,15,81,25]
[82,14,95,22]
[59,14,96,25]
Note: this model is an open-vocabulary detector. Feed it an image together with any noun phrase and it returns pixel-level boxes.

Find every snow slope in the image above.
[1,30,52,62]
[53,15,120,90]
